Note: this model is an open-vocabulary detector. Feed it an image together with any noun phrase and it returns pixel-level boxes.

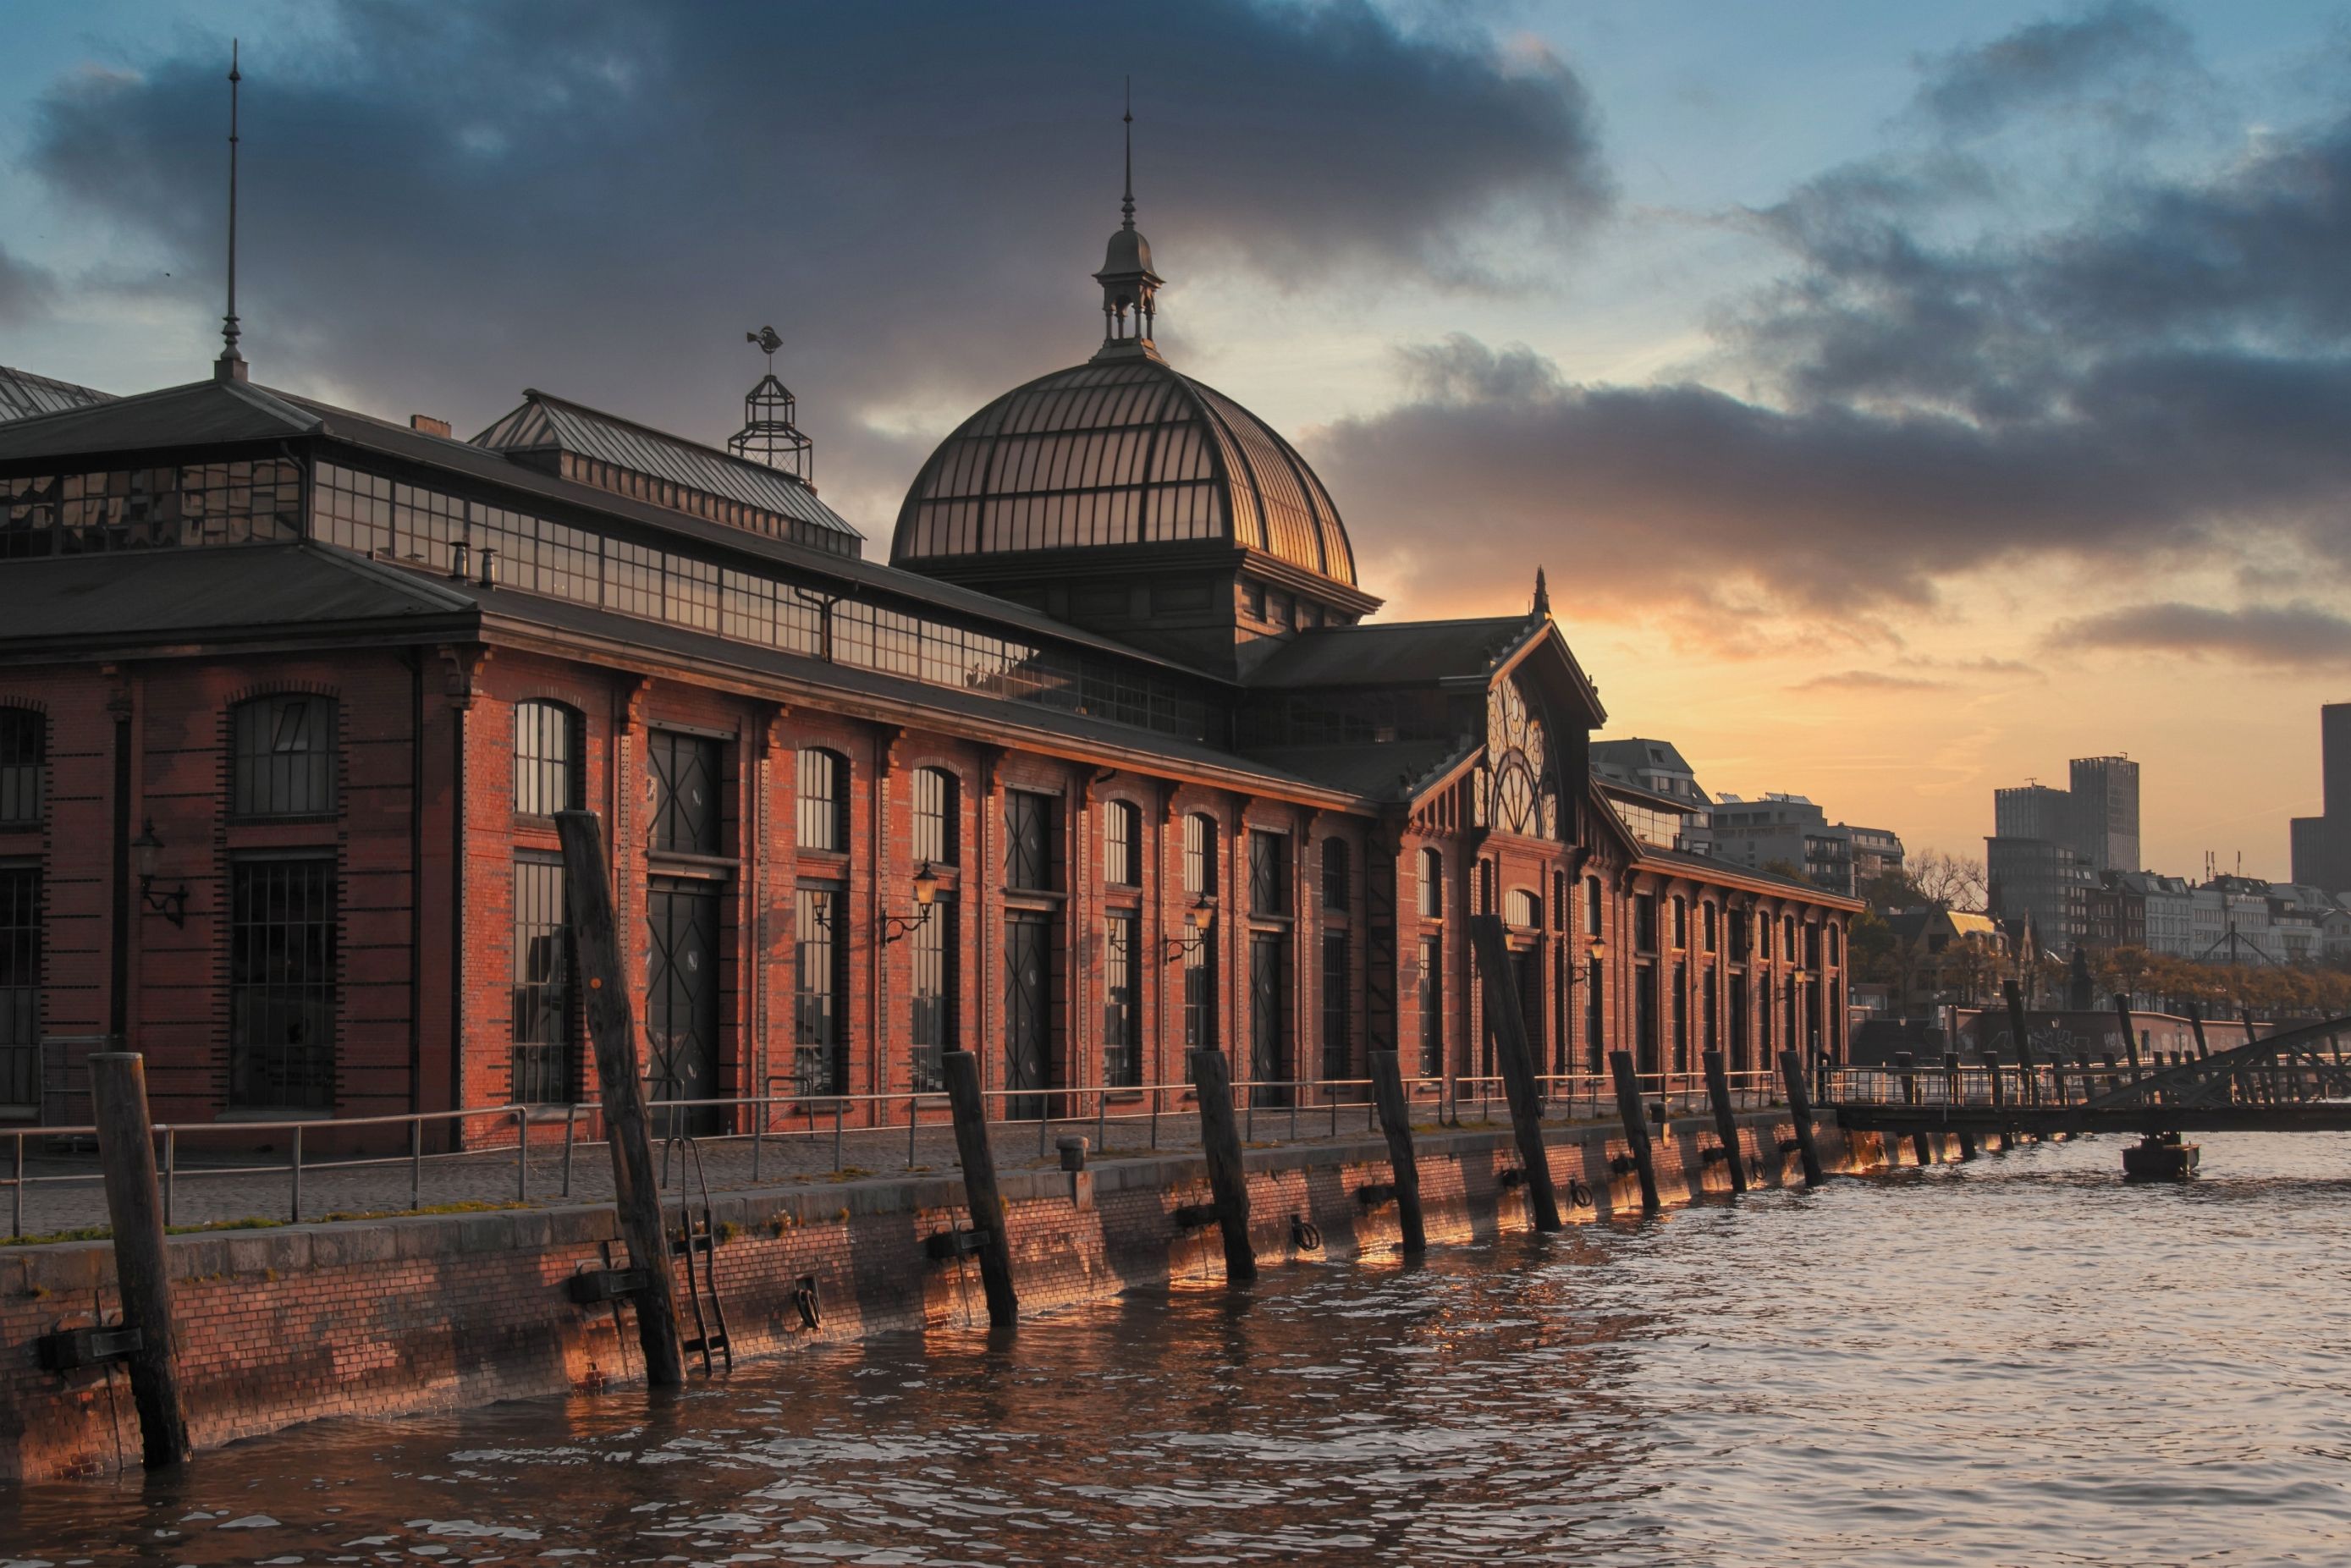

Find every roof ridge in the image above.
[221,379,328,433]
[294,541,480,611]
[517,387,823,490]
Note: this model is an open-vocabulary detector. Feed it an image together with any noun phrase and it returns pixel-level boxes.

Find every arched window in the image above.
[1506,888,1540,929]
[1320,837,1350,911]
[1828,922,1842,966]
[514,700,582,816]
[796,747,847,853]
[912,767,958,867]
[231,693,338,817]
[1104,800,1141,887]
[0,709,42,824]
[1583,875,1603,937]
[1183,813,1218,898]
[1418,847,1443,920]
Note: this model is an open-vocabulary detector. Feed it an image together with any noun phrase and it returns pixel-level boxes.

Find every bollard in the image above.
[941,1050,1018,1328]
[1701,1050,1748,1194]
[556,810,685,1389]
[1468,916,1561,1232]
[88,1052,191,1468]
[1607,1051,1660,1213]
[1188,1048,1257,1284]
[1368,1050,1426,1256]
[1778,1050,1825,1187]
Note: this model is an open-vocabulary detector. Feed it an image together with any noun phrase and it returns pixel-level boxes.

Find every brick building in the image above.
[0,197,1853,1137]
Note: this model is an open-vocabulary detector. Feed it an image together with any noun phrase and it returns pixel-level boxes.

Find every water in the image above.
[10,1134,2350,1566]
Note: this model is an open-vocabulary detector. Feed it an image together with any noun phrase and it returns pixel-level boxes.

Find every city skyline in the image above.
[4,2,2348,874]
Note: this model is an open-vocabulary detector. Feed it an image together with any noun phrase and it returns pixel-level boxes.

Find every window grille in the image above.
[910,900,955,1092]
[1005,791,1058,891]
[912,767,958,867]
[1248,831,1288,917]
[511,855,574,1103]
[228,857,337,1110]
[0,867,36,1109]
[795,747,846,854]
[649,731,723,854]
[1321,838,1349,911]
[231,695,337,817]
[1104,801,1140,888]
[795,884,846,1094]
[1183,813,1217,897]
[1417,935,1444,1078]
[514,701,582,816]
[1320,928,1350,1080]
[1418,847,1443,920]
[1103,911,1140,1087]
[0,711,41,825]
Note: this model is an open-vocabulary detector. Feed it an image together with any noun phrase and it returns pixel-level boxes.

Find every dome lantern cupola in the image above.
[1093,94,1164,361]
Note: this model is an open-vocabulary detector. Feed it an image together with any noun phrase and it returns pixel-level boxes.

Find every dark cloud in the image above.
[0,248,55,327]
[25,0,1606,525]
[1908,2,2201,138]
[2046,601,2351,668]
[1312,10,2351,641]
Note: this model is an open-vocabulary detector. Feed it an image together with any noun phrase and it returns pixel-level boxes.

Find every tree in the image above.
[1907,849,1987,912]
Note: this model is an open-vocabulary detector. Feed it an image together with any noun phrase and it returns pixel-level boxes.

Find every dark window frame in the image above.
[229,694,339,819]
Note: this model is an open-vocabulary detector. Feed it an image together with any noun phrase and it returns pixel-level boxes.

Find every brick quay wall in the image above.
[0,1114,1936,1482]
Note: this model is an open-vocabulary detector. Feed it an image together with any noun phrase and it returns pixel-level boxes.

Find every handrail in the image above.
[2,1060,1802,1241]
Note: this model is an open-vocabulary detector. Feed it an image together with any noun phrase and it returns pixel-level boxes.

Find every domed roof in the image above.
[891,355,1356,587]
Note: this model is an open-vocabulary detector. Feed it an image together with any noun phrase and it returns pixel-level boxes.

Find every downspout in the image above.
[407,648,423,1112]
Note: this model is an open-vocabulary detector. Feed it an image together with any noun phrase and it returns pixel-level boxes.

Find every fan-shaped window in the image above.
[1418,847,1443,920]
[0,709,41,824]
[796,747,847,853]
[1320,838,1349,911]
[1104,801,1141,888]
[231,694,337,817]
[1484,677,1561,840]
[912,767,958,867]
[514,701,582,816]
[1183,813,1218,898]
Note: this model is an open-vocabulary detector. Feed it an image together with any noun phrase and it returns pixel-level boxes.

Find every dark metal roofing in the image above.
[0,377,318,462]
[0,542,473,646]
[1635,840,1864,908]
[1236,740,1475,804]
[892,355,1356,586]
[1245,616,1536,689]
[0,366,113,424]
[471,389,861,547]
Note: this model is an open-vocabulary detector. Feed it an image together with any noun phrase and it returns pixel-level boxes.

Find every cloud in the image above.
[22,0,1608,528]
[2045,600,2351,668]
[0,248,55,327]
[1787,670,1952,693]
[1311,10,2351,640]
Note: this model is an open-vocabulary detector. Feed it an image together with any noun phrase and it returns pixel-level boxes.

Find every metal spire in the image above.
[215,39,247,382]
[1120,77,1135,229]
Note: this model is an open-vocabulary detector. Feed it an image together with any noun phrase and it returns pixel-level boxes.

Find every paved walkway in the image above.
[5,1095,1558,1240]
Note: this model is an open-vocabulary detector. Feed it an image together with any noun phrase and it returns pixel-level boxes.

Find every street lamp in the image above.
[131,818,188,928]
[1163,895,1214,961]
[881,862,940,944]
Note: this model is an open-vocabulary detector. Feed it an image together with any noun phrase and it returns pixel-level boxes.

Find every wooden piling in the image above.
[1982,1049,2012,1151]
[940,1049,1018,1328]
[88,1052,190,1468]
[555,810,685,1389]
[1468,915,1561,1232]
[1946,1053,1977,1160]
[2187,1004,2211,1060]
[1778,1050,1825,1187]
[1700,1049,1748,1194]
[2003,979,2040,1110]
[1367,1049,1426,1256]
[2112,993,2143,1083]
[1188,1048,1257,1283]
[1607,1051,1660,1213]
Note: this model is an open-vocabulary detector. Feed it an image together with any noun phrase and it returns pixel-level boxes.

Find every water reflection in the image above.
[9,1134,2351,1565]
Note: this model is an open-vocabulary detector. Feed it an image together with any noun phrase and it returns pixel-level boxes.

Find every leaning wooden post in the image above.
[1367,1049,1426,1255]
[2187,1004,2211,1060]
[1777,1049,1825,1187]
[2111,993,2144,1083]
[88,1053,190,1468]
[1700,1049,1748,1194]
[1467,916,1561,1232]
[1983,1049,2013,1151]
[1606,1051,1660,1213]
[940,1049,1018,1328]
[1944,1052,1977,1161]
[2003,979,2040,1111]
[555,810,685,1389]
[1189,1048,1257,1283]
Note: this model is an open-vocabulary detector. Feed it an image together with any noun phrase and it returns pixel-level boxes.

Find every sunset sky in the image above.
[4,2,2345,881]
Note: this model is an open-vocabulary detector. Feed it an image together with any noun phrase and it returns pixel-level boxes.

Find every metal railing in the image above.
[4,1063,1794,1241]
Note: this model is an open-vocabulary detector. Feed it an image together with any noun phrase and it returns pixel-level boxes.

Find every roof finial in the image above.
[1120,77,1136,229]
[1532,565,1550,618]
[215,38,247,383]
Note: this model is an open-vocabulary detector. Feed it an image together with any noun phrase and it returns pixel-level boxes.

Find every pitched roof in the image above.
[1233,739,1476,804]
[0,377,318,461]
[472,388,861,548]
[0,366,113,424]
[1245,616,1534,688]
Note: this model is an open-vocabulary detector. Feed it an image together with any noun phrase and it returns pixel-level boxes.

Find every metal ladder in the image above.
[662,1131,734,1374]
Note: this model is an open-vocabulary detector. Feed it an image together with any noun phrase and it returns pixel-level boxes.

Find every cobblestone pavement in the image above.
[8,1092,1592,1240]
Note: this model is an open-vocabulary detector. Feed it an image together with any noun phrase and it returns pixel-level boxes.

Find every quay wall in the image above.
[0,1113,1936,1482]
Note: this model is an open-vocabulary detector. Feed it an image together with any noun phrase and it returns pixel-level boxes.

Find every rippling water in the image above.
[11,1133,2350,1566]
